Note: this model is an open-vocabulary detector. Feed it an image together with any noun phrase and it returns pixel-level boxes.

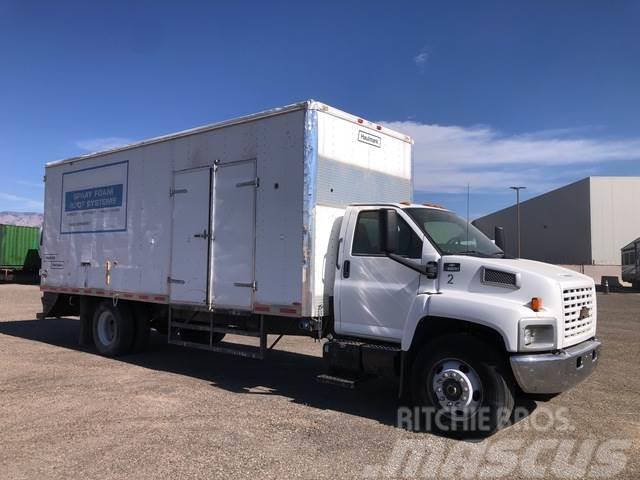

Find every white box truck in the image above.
[40,101,601,435]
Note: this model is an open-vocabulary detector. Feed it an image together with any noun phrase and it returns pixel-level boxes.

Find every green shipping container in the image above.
[0,224,41,270]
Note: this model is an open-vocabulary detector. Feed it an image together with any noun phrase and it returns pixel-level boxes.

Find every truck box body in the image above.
[0,224,40,270]
[41,101,412,317]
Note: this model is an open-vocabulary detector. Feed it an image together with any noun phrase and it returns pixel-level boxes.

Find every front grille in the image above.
[482,268,517,287]
[562,286,594,340]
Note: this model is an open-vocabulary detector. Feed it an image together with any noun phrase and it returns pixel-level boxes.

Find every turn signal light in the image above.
[531,297,542,312]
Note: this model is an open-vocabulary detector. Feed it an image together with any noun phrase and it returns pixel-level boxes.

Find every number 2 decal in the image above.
[447,274,454,284]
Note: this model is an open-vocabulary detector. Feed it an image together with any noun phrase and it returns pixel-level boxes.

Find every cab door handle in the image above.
[343,260,350,278]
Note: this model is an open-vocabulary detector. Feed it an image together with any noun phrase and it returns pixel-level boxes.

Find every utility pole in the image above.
[510,186,526,258]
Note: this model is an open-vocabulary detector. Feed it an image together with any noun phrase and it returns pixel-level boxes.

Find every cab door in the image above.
[334,207,425,342]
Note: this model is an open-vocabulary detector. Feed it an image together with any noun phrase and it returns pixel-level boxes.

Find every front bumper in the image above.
[510,338,601,394]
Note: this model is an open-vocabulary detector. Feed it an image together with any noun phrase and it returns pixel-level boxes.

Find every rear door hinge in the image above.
[170,188,188,197]
[235,178,259,188]
[233,281,257,290]
[167,277,185,285]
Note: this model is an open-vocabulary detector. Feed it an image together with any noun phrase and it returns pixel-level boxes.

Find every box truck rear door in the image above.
[212,159,257,310]
[169,167,213,305]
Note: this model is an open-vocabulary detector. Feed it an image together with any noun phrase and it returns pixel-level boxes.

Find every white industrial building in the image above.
[473,177,640,285]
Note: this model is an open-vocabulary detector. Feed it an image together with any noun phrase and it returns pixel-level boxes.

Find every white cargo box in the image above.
[41,101,413,317]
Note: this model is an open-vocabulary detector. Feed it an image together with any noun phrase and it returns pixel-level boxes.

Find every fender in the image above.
[401,291,539,352]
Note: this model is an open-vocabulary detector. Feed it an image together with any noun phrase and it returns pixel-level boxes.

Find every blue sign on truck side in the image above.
[64,184,123,211]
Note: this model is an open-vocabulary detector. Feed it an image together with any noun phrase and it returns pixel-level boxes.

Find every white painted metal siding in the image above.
[589,177,640,265]
[43,107,308,310]
[309,109,412,315]
[41,102,413,318]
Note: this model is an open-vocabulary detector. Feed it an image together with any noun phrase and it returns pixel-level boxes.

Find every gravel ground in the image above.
[0,284,638,479]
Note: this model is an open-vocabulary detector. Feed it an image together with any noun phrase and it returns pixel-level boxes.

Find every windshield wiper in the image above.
[454,250,504,258]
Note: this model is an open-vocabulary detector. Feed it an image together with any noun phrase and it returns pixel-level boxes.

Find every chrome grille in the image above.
[562,286,594,340]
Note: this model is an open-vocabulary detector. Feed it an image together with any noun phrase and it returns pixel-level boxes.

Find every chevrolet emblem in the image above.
[578,306,591,320]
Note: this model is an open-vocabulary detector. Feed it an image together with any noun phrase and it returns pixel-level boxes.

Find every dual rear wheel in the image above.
[92,302,137,356]
[91,300,226,356]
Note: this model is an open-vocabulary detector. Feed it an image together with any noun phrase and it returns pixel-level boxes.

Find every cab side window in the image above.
[352,211,382,255]
[352,210,422,258]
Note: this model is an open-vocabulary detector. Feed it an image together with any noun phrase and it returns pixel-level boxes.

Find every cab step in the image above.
[316,373,360,389]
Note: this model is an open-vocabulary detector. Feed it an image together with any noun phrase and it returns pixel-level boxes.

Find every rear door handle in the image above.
[343,260,350,279]
[194,229,208,239]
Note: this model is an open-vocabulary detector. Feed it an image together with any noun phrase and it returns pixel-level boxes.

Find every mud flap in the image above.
[37,292,80,319]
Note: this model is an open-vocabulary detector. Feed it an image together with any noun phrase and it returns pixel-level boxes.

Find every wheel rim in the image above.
[97,310,117,346]
[430,358,482,420]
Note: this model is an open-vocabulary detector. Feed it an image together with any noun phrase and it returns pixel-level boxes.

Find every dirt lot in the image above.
[0,284,638,479]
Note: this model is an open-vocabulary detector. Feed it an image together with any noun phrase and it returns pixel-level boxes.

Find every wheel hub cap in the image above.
[432,359,482,419]
[97,311,117,346]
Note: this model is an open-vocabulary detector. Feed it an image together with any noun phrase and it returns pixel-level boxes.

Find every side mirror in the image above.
[494,226,505,251]
[382,209,399,254]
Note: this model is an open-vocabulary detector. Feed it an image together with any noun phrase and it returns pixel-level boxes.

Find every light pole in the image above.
[510,186,526,258]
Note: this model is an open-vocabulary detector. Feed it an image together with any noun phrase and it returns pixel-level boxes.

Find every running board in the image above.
[168,339,265,359]
[316,373,360,389]
[168,307,268,359]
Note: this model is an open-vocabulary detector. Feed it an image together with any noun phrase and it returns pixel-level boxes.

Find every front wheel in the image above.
[410,335,514,437]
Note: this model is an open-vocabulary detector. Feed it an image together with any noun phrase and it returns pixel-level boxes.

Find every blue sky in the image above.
[1,0,639,217]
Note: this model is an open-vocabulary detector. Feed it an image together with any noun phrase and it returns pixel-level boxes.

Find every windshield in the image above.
[405,208,504,257]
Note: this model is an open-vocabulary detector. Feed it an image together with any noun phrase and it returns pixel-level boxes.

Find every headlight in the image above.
[519,319,556,351]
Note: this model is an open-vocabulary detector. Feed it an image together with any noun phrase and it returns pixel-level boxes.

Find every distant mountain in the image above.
[0,211,44,227]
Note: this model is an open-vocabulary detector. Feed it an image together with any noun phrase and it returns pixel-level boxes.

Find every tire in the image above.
[410,334,514,437]
[92,301,135,357]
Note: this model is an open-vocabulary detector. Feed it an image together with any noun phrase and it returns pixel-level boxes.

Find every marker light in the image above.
[531,297,542,312]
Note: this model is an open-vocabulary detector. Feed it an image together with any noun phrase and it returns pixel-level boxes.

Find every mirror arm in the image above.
[387,253,428,275]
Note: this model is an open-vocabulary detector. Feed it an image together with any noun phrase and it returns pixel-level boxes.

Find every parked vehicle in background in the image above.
[0,224,41,281]
[621,237,640,289]
[39,101,601,436]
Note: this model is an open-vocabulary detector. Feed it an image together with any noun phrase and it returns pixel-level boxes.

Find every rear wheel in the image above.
[92,301,135,356]
[410,334,514,437]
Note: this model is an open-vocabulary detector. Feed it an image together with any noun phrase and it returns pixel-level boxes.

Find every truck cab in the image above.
[326,203,601,433]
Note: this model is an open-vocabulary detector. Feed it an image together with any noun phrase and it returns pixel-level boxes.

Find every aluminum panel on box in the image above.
[212,160,256,310]
[169,167,212,305]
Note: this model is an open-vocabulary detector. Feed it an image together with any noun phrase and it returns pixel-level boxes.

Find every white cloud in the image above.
[381,121,640,194]
[15,179,43,188]
[0,192,44,211]
[75,137,134,152]
[414,47,430,71]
